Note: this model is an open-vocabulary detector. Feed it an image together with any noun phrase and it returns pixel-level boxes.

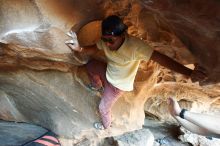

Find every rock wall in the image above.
[0,0,220,145]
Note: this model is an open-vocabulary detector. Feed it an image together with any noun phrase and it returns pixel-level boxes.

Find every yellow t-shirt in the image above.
[96,35,153,91]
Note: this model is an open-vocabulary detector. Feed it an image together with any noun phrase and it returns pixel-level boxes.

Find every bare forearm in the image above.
[168,97,220,138]
[71,45,98,59]
[184,111,220,135]
[80,45,98,56]
[150,51,192,76]
[174,116,210,135]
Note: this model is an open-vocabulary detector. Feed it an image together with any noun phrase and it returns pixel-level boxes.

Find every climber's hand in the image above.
[190,64,208,83]
[65,31,82,52]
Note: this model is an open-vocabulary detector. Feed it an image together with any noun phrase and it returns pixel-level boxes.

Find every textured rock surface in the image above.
[0,70,101,138]
[144,118,192,146]
[113,129,154,146]
[0,0,220,145]
[179,126,220,146]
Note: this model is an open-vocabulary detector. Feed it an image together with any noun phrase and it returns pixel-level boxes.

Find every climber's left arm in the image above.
[150,50,192,76]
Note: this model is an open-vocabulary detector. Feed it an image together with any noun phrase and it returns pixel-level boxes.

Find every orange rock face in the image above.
[0,0,220,144]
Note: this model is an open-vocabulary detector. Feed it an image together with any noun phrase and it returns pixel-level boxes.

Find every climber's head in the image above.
[101,15,127,50]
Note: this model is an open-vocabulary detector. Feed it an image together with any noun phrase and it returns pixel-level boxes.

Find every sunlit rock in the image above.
[0,0,220,145]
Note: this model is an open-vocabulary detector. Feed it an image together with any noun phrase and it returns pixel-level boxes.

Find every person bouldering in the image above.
[66,15,207,130]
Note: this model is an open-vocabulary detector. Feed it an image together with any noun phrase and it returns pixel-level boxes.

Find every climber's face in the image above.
[101,34,125,51]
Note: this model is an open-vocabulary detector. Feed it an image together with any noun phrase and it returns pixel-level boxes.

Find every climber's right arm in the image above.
[66,43,99,56]
[80,45,99,56]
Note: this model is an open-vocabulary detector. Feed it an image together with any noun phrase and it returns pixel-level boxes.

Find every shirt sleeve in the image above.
[133,43,154,61]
